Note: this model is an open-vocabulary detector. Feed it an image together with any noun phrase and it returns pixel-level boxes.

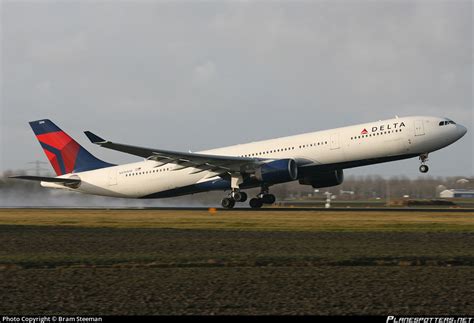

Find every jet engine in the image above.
[255,159,298,184]
[298,169,344,188]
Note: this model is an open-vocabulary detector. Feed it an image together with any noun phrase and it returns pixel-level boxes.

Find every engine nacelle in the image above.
[299,169,344,188]
[255,159,298,184]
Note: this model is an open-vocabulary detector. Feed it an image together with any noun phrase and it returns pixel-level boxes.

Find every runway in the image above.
[0,207,473,232]
[2,206,473,212]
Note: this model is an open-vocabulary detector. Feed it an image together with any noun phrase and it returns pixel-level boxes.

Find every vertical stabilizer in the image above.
[29,119,114,175]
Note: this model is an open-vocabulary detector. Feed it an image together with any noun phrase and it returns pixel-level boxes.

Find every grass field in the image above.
[0,208,473,315]
[1,208,473,232]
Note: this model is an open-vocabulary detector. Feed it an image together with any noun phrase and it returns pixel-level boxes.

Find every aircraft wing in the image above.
[84,131,264,175]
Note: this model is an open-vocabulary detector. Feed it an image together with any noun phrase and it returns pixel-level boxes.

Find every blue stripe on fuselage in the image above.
[140,178,231,199]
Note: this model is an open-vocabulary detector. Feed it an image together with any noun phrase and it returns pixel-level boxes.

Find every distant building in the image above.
[439,189,474,198]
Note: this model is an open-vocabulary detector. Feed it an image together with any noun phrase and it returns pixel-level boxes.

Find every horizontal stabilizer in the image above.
[84,131,106,144]
[9,175,81,185]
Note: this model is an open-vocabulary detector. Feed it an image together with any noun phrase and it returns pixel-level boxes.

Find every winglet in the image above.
[84,131,106,144]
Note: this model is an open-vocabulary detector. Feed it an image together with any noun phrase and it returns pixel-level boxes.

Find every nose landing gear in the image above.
[419,153,429,173]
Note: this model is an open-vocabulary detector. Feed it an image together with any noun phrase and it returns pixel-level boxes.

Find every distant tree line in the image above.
[311,175,473,200]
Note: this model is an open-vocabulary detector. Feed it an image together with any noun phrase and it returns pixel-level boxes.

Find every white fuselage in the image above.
[43,116,467,198]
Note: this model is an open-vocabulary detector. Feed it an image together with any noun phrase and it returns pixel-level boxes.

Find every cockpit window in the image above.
[439,119,456,126]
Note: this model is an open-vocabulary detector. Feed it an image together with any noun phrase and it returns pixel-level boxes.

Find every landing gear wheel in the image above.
[419,154,429,173]
[419,165,429,173]
[230,191,247,202]
[221,197,235,209]
[261,194,276,204]
[231,191,242,202]
[249,198,263,209]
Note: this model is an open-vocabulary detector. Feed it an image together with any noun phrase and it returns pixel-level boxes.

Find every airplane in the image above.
[11,116,467,208]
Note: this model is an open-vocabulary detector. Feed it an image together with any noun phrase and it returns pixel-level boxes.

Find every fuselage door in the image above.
[107,169,118,186]
[330,133,340,150]
[414,120,425,136]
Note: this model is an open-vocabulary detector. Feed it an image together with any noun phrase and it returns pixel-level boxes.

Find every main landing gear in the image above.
[419,153,429,173]
[221,186,276,209]
[221,190,248,209]
[249,185,276,209]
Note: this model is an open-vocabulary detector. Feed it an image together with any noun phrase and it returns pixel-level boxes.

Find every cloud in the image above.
[28,31,89,65]
[193,61,217,85]
[1,1,472,177]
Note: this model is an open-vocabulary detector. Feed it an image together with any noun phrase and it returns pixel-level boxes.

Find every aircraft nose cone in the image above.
[457,124,467,138]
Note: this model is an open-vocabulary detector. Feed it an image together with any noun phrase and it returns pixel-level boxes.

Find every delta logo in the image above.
[361,122,406,134]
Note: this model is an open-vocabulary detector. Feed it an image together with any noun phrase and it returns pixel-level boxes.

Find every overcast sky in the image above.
[1,0,472,178]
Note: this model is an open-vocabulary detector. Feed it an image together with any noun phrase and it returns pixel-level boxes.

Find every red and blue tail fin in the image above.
[29,119,114,176]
